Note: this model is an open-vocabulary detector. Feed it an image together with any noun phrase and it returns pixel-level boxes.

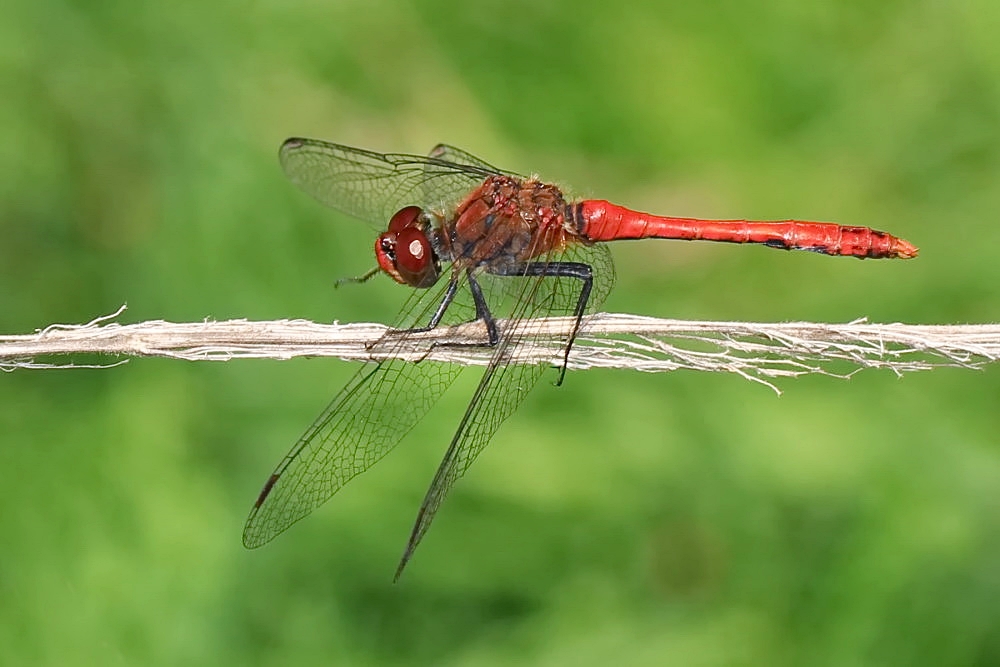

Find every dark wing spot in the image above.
[254,473,281,508]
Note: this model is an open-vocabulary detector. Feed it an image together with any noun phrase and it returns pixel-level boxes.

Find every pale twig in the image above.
[1,305,997,393]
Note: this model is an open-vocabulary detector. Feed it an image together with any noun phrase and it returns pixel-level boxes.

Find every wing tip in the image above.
[279,137,315,164]
[281,137,307,151]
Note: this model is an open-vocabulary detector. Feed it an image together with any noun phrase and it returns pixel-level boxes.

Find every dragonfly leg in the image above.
[424,275,460,329]
[466,271,500,345]
[368,276,460,362]
[379,271,500,361]
[375,274,459,344]
[418,271,500,352]
[489,261,593,386]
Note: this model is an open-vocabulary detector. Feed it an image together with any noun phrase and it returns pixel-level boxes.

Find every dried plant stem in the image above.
[2,305,997,393]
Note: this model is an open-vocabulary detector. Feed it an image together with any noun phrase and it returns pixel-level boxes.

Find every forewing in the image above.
[243,274,484,548]
[279,138,501,225]
[427,144,519,176]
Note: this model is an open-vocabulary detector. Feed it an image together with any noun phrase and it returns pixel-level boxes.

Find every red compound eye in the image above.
[374,206,440,288]
[395,227,431,275]
[388,205,422,233]
[394,227,439,288]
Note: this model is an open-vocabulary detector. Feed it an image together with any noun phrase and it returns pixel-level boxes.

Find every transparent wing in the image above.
[244,243,615,556]
[279,138,509,225]
[243,273,481,548]
[393,242,616,577]
[427,144,518,176]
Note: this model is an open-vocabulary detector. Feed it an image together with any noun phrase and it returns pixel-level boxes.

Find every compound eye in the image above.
[394,227,437,287]
[388,205,423,233]
[375,207,440,288]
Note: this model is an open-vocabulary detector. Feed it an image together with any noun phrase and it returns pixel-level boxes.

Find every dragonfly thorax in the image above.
[375,205,442,288]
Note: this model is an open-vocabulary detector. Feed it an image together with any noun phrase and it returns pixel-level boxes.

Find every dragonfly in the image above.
[244,138,918,579]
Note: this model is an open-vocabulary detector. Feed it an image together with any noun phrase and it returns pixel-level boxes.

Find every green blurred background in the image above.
[2,0,999,665]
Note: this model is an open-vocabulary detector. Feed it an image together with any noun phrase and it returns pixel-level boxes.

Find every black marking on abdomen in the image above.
[566,202,585,235]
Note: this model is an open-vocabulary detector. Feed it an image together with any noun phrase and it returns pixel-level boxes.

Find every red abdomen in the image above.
[574,200,918,259]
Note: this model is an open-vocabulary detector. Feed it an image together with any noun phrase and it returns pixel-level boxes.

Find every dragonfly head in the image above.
[375,206,442,288]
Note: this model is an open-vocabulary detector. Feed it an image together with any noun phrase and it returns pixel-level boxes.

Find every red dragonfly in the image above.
[244,138,917,578]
